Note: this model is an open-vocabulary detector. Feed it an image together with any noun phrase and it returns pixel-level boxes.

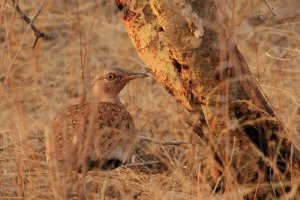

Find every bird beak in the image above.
[123,72,148,81]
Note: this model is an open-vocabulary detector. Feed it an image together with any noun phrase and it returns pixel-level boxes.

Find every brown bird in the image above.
[48,68,147,175]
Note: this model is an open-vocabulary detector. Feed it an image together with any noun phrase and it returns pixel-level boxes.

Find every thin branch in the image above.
[138,135,189,146]
[15,1,47,48]
[262,0,277,16]
[125,161,161,167]
[0,138,30,152]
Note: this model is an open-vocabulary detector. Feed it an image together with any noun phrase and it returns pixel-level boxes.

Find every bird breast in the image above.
[49,102,137,171]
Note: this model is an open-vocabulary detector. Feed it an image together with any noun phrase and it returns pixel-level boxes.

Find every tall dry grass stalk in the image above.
[0,0,299,199]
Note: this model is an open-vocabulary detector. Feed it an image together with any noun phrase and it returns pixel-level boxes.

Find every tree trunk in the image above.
[116,0,300,198]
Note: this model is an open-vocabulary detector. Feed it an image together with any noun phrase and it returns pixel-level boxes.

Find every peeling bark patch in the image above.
[123,9,135,21]
[214,71,221,81]
[164,85,175,96]
[174,0,204,38]
[158,26,164,32]
[115,0,127,10]
[191,91,206,105]
[190,91,199,106]
[171,58,182,73]
[171,58,190,72]
[170,57,200,108]
[143,5,156,23]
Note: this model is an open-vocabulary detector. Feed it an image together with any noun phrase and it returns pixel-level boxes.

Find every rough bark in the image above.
[116,0,300,198]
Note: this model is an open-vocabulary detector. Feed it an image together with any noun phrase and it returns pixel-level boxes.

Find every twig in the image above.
[138,135,189,146]
[75,0,92,104]
[15,1,47,48]
[125,161,161,167]
[0,138,30,152]
[262,0,277,16]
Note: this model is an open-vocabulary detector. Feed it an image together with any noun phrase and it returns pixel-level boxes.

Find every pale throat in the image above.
[92,82,125,106]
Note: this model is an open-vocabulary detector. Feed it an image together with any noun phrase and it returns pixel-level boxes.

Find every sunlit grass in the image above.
[0,0,299,199]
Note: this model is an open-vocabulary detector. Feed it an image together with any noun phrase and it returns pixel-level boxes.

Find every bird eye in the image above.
[106,73,116,81]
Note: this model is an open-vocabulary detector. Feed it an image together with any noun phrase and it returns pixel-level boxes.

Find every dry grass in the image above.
[0,0,299,199]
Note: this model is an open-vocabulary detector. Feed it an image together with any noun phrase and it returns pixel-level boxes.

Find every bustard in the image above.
[48,68,147,198]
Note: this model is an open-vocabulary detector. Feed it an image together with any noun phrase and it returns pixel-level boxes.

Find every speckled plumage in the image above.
[50,102,137,172]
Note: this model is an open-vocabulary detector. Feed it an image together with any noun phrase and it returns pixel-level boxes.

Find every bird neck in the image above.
[98,94,124,106]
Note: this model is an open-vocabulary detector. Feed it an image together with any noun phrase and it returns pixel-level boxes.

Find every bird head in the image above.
[92,67,148,103]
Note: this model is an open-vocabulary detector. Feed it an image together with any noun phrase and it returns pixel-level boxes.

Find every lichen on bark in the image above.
[123,0,193,109]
